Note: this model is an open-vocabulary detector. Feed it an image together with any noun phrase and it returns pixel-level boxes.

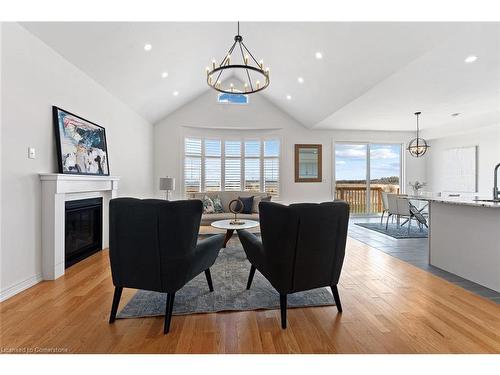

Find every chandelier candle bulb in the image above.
[244,55,249,65]
[256,80,260,89]
[259,59,264,69]
[226,54,231,65]
[212,59,216,70]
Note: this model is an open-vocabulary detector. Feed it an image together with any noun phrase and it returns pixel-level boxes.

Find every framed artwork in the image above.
[53,106,110,175]
[295,144,322,182]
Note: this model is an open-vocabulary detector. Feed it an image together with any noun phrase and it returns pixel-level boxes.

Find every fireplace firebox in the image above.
[65,198,103,268]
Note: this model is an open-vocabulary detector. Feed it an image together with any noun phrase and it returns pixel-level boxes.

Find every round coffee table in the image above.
[211,219,259,248]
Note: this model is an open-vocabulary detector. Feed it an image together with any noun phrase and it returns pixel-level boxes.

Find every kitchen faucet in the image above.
[494,162,500,201]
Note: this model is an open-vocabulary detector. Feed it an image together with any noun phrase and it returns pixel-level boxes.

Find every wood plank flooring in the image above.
[1,237,499,353]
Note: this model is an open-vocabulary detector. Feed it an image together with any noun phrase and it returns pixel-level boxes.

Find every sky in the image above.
[335,143,401,181]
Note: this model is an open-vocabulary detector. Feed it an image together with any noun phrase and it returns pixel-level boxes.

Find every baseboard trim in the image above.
[0,274,43,302]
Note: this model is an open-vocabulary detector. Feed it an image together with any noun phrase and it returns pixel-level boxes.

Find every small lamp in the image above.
[159,177,175,200]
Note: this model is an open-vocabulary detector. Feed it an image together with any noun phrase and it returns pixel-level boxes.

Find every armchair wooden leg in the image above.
[205,269,214,292]
[280,294,287,329]
[164,292,176,334]
[246,265,256,290]
[109,286,123,324]
[331,285,343,313]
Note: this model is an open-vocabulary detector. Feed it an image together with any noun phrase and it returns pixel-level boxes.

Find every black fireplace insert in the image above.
[65,197,103,268]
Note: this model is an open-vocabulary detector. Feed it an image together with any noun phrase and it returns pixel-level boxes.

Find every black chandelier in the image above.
[206,22,269,95]
[407,111,430,158]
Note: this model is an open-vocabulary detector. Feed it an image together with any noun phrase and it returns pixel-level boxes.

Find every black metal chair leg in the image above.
[280,294,287,329]
[109,286,123,323]
[246,265,256,290]
[205,269,214,292]
[164,292,176,334]
[331,285,343,313]
[380,210,385,225]
[386,213,391,230]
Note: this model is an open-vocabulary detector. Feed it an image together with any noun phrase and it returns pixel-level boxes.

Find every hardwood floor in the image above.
[1,237,499,353]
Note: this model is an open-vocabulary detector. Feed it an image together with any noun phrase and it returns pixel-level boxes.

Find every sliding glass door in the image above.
[335,143,402,215]
[369,144,402,214]
[335,144,369,214]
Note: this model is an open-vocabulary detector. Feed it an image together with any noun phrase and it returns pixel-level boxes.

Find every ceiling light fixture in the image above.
[407,111,430,158]
[144,43,152,51]
[173,91,179,96]
[286,95,292,100]
[464,55,477,63]
[297,77,304,84]
[206,22,269,95]
[161,72,168,78]
[315,52,323,59]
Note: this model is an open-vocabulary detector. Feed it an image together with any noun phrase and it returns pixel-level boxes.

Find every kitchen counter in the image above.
[408,195,500,208]
[409,196,500,292]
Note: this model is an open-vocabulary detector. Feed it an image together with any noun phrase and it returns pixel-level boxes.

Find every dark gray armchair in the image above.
[108,198,224,334]
[238,201,349,329]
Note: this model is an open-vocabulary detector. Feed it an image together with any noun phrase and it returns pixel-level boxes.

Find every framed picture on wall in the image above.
[53,106,110,175]
[294,144,322,182]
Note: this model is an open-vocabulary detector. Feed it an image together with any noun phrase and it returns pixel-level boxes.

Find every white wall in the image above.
[425,124,500,196]
[0,23,155,300]
[154,86,425,203]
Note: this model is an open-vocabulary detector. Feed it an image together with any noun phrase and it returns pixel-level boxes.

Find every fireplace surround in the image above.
[40,173,119,280]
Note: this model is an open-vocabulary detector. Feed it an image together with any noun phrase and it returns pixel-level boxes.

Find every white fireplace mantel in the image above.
[40,173,120,280]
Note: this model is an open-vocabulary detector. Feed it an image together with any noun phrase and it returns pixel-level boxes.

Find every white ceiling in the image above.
[20,22,500,131]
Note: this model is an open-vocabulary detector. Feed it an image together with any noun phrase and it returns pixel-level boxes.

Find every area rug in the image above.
[355,222,428,239]
[117,237,335,318]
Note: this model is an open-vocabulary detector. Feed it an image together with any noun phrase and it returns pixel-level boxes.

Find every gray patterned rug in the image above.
[355,222,428,239]
[117,237,335,318]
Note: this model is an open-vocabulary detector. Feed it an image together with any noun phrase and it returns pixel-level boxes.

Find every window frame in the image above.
[183,136,281,198]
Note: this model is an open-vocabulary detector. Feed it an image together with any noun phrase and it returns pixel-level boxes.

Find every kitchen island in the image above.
[410,195,500,292]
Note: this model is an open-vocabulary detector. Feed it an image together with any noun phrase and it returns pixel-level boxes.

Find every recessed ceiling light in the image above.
[161,72,168,78]
[464,55,477,63]
[315,52,323,59]
[297,77,304,84]
[451,112,460,117]
[286,94,292,100]
[173,91,179,96]
[144,43,152,52]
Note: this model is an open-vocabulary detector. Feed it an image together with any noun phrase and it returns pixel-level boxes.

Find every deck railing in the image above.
[335,186,399,214]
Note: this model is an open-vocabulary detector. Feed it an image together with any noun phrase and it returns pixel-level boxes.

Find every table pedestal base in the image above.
[223,229,234,248]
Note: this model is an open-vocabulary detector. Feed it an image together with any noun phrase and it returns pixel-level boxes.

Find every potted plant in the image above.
[408,181,427,196]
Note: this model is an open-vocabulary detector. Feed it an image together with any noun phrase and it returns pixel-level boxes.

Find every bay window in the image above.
[184,137,280,197]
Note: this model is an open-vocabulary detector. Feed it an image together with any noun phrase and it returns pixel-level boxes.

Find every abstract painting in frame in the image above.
[53,106,110,175]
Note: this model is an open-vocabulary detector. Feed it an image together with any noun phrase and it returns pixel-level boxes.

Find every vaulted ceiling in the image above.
[21,22,500,131]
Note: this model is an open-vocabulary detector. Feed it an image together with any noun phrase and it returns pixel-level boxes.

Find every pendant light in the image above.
[407,111,430,157]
